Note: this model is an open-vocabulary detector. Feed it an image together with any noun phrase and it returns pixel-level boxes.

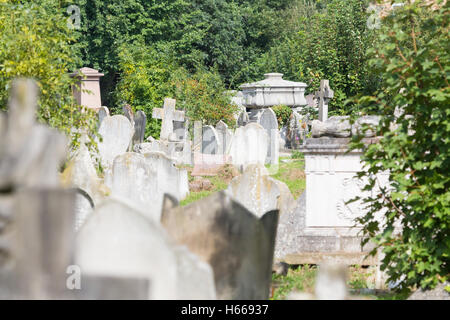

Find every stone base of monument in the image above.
[275,137,386,266]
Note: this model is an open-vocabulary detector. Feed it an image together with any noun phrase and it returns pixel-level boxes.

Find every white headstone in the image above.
[215,120,233,155]
[152,98,185,141]
[97,115,134,169]
[110,152,160,221]
[75,200,178,299]
[229,122,268,170]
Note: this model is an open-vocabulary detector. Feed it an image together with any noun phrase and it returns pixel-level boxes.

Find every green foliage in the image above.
[256,0,379,115]
[115,43,177,138]
[170,67,238,127]
[0,0,97,147]
[351,0,450,293]
[272,105,292,128]
[115,42,238,138]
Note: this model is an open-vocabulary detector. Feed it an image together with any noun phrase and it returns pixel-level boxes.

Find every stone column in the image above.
[70,67,104,111]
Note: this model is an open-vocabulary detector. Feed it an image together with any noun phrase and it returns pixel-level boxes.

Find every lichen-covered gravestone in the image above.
[161,191,278,300]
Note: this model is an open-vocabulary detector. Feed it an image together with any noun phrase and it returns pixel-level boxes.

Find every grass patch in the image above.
[269,157,306,199]
[271,265,317,300]
[271,265,406,300]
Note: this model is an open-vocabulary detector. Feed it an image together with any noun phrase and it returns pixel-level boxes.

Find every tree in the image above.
[0,0,97,147]
[351,0,449,293]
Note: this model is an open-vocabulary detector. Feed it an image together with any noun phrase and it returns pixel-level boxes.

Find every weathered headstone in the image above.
[258,108,279,164]
[76,199,215,299]
[98,106,109,125]
[161,191,279,300]
[152,98,185,141]
[202,125,221,155]
[229,122,268,170]
[143,151,189,212]
[226,164,280,218]
[237,110,249,127]
[97,115,134,169]
[73,188,94,232]
[215,120,233,155]
[11,189,76,299]
[122,103,134,124]
[60,137,104,206]
[0,79,67,189]
[193,121,203,153]
[315,80,334,122]
[76,199,178,299]
[133,110,147,145]
[110,152,159,221]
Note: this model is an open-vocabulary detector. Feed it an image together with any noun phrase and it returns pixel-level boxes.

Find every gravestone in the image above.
[133,110,147,145]
[143,152,189,216]
[76,199,178,299]
[161,191,279,300]
[215,121,233,155]
[97,115,134,169]
[193,121,203,153]
[173,118,188,141]
[98,106,109,125]
[229,122,268,170]
[73,188,94,232]
[226,164,280,218]
[314,80,334,122]
[258,108,279,164]
[76,199,215,299]
[0,79,67,189]
[237,110,249,127]
[202,125,221,155]
[61,137,104,206]
[152,98,185,141]
[11,189,76,299]
[110,152,159,221]
[122,103,134,124]
[288,110,306,149]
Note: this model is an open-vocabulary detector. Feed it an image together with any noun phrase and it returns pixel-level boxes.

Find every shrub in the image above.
[0,0,97,147]
[351,0,450,293]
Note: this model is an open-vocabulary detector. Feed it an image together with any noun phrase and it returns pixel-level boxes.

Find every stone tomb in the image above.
[275,137,388,265]
[161,191,278,300]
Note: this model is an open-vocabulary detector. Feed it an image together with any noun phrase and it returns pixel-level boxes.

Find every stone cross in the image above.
[315,80,334,122]
[152,98,185,141]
